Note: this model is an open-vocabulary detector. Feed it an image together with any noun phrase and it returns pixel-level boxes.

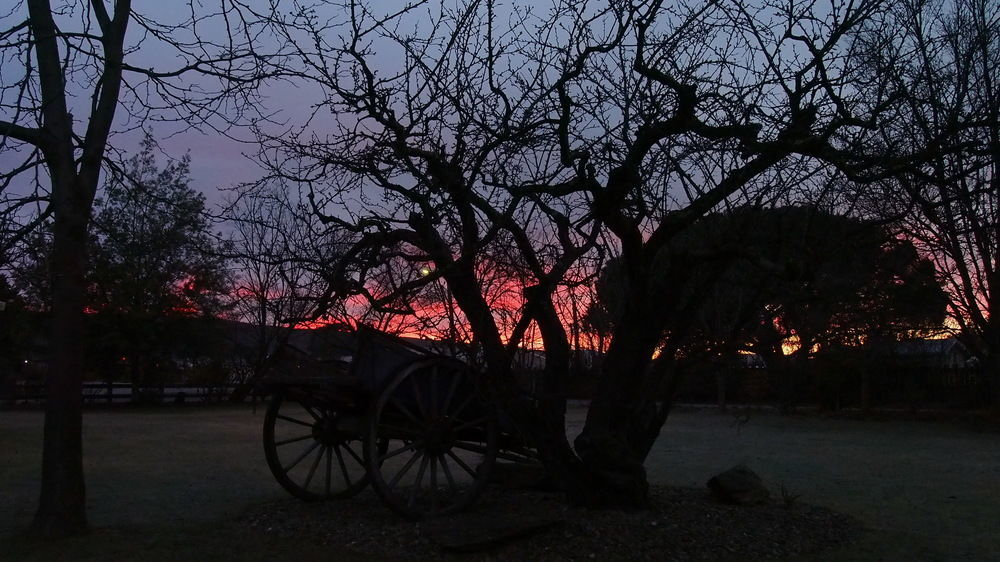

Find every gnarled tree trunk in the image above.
[572,298,663,508]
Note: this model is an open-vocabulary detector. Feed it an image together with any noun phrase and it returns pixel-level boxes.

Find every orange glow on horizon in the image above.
[284,275,593,352]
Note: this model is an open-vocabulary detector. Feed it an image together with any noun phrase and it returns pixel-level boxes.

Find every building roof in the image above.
[892,337,964,357]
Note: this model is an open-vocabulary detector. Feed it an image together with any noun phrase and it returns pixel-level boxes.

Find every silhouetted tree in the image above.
[0,1,275,536]
[243,0,952,508]
[222,181,346,400]
[248,0,601,502]
[88,136,230,395]
[0,274,31,382]
[856,0,1000,409]
[591,206,948,412]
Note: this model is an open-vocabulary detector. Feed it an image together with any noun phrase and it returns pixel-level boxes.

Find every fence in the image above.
[671,363,992,410]
[2,381,245,405]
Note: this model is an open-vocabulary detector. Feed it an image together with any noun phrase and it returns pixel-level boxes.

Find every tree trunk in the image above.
[860,365,871,414]
[985,352,1000,416]
[716,367,728,411]
[776,350,806,414]
[30,194,89,536]
[572,304,661,508]
[521,285,582,492]
[632,353,687,460]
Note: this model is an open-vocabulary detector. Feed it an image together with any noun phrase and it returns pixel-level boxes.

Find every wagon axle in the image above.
[421,417,457,455]
[312,413,364,446]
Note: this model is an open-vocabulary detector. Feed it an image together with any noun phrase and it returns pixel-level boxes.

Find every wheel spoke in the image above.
[450,391,476,420]
[408,453,431,508]
[275,433,313,446]
[389,397,425,427]
[342,442,365,466]
[276,414,313,428]
[302,444,325,490]
[325,445,332,497]
[429,455,438,513]
[388,449,423,489]
[382,440,423,461]
[334,445,353,488]
[446,449,477,479]
[283,440,320,472]
[439,453,459,495]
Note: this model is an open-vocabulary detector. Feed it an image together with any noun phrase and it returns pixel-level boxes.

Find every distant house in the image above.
[736,352,767,369]
[512,348,546,372]
[891,337,977,369]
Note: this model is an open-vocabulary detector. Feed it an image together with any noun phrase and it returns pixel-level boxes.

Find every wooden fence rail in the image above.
[1,382,248,405]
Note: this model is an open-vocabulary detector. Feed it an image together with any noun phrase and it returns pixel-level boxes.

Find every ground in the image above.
[1,403,997,560]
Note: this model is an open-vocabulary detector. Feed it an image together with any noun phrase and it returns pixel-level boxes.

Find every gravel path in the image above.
[239,485,862,560]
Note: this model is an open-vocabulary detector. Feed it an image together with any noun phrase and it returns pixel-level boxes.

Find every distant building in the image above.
[891,337,977,369]
[736,352,767,369]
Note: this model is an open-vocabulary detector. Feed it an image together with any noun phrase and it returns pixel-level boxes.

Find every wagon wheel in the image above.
[263,388,374,500]
[365,358,498,519]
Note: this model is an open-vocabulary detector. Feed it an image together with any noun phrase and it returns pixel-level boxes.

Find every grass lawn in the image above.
[641,407,1000,561]
[1,405,368,561]
[2,404,998,560]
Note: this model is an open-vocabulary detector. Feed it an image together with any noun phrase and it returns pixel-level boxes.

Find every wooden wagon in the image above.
[258,326,533,519]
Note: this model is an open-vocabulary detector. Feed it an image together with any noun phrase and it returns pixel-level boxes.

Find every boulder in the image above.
[707,465,770,505]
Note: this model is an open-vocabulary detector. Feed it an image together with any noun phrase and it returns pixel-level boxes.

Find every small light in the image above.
[419,266,432,277]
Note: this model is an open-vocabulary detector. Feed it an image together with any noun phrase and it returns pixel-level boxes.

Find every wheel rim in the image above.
[263,390,370,500]
[366,359,497,519]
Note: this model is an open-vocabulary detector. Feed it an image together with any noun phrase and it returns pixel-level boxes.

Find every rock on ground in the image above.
[707,465,770,505]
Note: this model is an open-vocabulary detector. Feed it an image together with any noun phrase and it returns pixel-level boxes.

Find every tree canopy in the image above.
[589,206,948,357]
[86,136,230,388]
[0,0,275,535]
[89,135,229,320]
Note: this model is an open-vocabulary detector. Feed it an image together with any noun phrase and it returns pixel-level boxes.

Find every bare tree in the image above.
[223,182,322,400]
[0,1,276,536]
[246,0,607,494]
[540,0,936,504]
[245,0,951,507]
[858,0,1000,409]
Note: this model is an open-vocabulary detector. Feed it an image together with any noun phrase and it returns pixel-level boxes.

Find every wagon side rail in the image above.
[256,341,357,394]
[349,325,437,392]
